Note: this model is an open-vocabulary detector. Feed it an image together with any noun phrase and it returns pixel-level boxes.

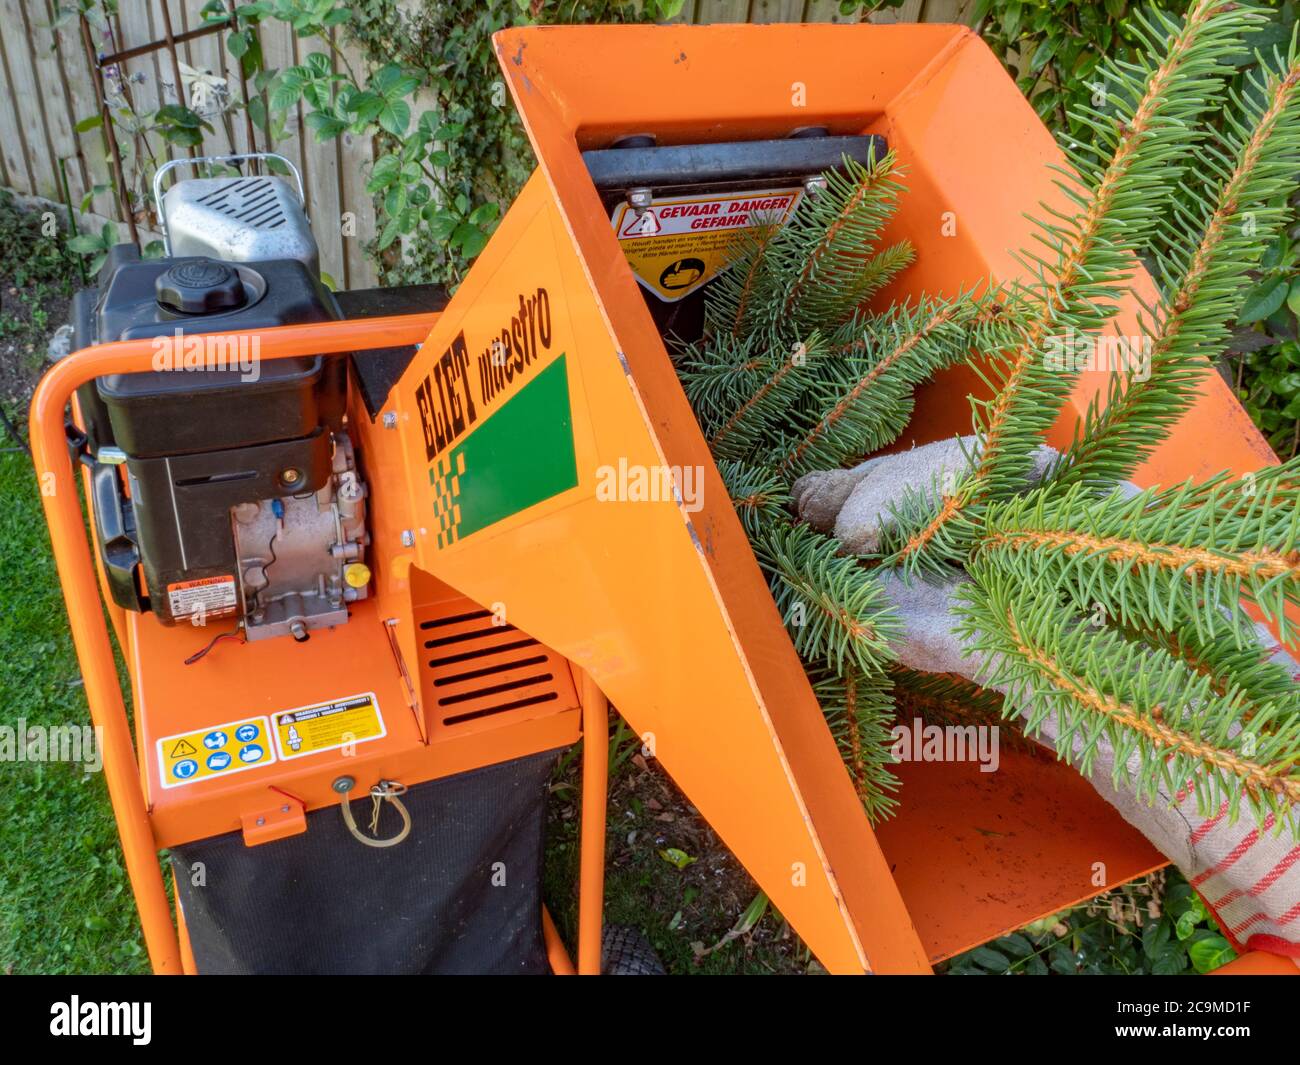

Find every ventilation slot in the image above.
[444,693,559,726]
[196,178,287,230]
[413,596,578,733]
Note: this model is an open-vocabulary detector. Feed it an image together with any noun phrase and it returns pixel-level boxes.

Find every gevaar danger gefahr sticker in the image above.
[609,187,804,302]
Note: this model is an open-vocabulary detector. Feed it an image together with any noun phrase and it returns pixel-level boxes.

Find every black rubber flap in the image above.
[170,750,560,974]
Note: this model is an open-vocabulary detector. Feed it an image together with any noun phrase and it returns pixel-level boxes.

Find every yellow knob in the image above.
[344,562,371,589]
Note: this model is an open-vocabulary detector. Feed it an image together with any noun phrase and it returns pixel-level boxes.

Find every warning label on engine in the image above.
[156,715,275,789]
[273,692,385,760]
[167,575,238,621]
[609,187,803,302]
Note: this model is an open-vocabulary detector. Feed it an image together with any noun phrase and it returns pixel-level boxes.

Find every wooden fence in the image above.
[0,1,975,288]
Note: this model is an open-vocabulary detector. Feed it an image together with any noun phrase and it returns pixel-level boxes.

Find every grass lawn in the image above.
[0,450,149,974]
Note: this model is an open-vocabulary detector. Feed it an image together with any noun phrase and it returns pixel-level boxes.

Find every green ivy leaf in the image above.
[422,207,458,240]
[1174,905,1202,941]
[1187,935,1236,974]
[304,52,332,78]
[67,234,105,254]
[1286,278,1300,318]
[383,185,407,218]
[345,90,385,126]
[1029,36,1058,73]
[365,153,402,194]
[371,64,418,101]
[269,71,305,112]
[1239,276,1289,323]
[377,212,404,251]
[998,932,1034,957]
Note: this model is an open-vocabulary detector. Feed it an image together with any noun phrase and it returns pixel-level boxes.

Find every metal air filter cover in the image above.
[162,175,319,276]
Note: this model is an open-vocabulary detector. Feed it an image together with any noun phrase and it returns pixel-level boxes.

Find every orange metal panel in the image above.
[377,169,923,973]
[865,26,1279,484]
[27,313,576,969]
[875,751,1167,963]
[129,591,579,848]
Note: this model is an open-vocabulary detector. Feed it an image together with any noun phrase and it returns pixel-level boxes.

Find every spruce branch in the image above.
[705,220,785,341]
[705,151,912,342]
[773,154,912,333]
[957,568,1300,833]
[717,460,791,538]
[708,331,829,459]
[886,0,1259,572]
[811,665,902,823]
[1056,46,1300,488]
[1121,613,1300,735]
[753,523,900,677]
[775,297,972,478]
[973,464,1300,645]
[889,665,1046,758]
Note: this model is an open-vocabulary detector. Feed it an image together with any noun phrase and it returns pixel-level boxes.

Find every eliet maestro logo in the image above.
[411,286,578,548]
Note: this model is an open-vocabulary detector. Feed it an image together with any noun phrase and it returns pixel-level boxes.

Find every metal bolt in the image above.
[803,175,828,196]
[279,467,302,486]
[382,412,397,429]
[628,186,653,212]
[401,529,416,547]
[281,804,290,813]
[332,776,355,794]
[256,817,265,826]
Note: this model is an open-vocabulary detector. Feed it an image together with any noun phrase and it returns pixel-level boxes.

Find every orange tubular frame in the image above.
[34,314,614,975]
[30,316,438,973]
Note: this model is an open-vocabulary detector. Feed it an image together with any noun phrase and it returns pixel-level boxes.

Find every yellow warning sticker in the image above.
[272,692,385,760]
[609,187,804,303]
[156,716,275,789]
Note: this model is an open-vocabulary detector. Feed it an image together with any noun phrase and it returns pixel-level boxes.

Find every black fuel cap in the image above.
[156,259,246,314]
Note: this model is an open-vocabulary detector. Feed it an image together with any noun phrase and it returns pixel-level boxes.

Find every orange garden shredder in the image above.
[30,22,1294,974]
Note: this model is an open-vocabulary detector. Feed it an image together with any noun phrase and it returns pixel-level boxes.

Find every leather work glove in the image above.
[792,436,1300,964]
